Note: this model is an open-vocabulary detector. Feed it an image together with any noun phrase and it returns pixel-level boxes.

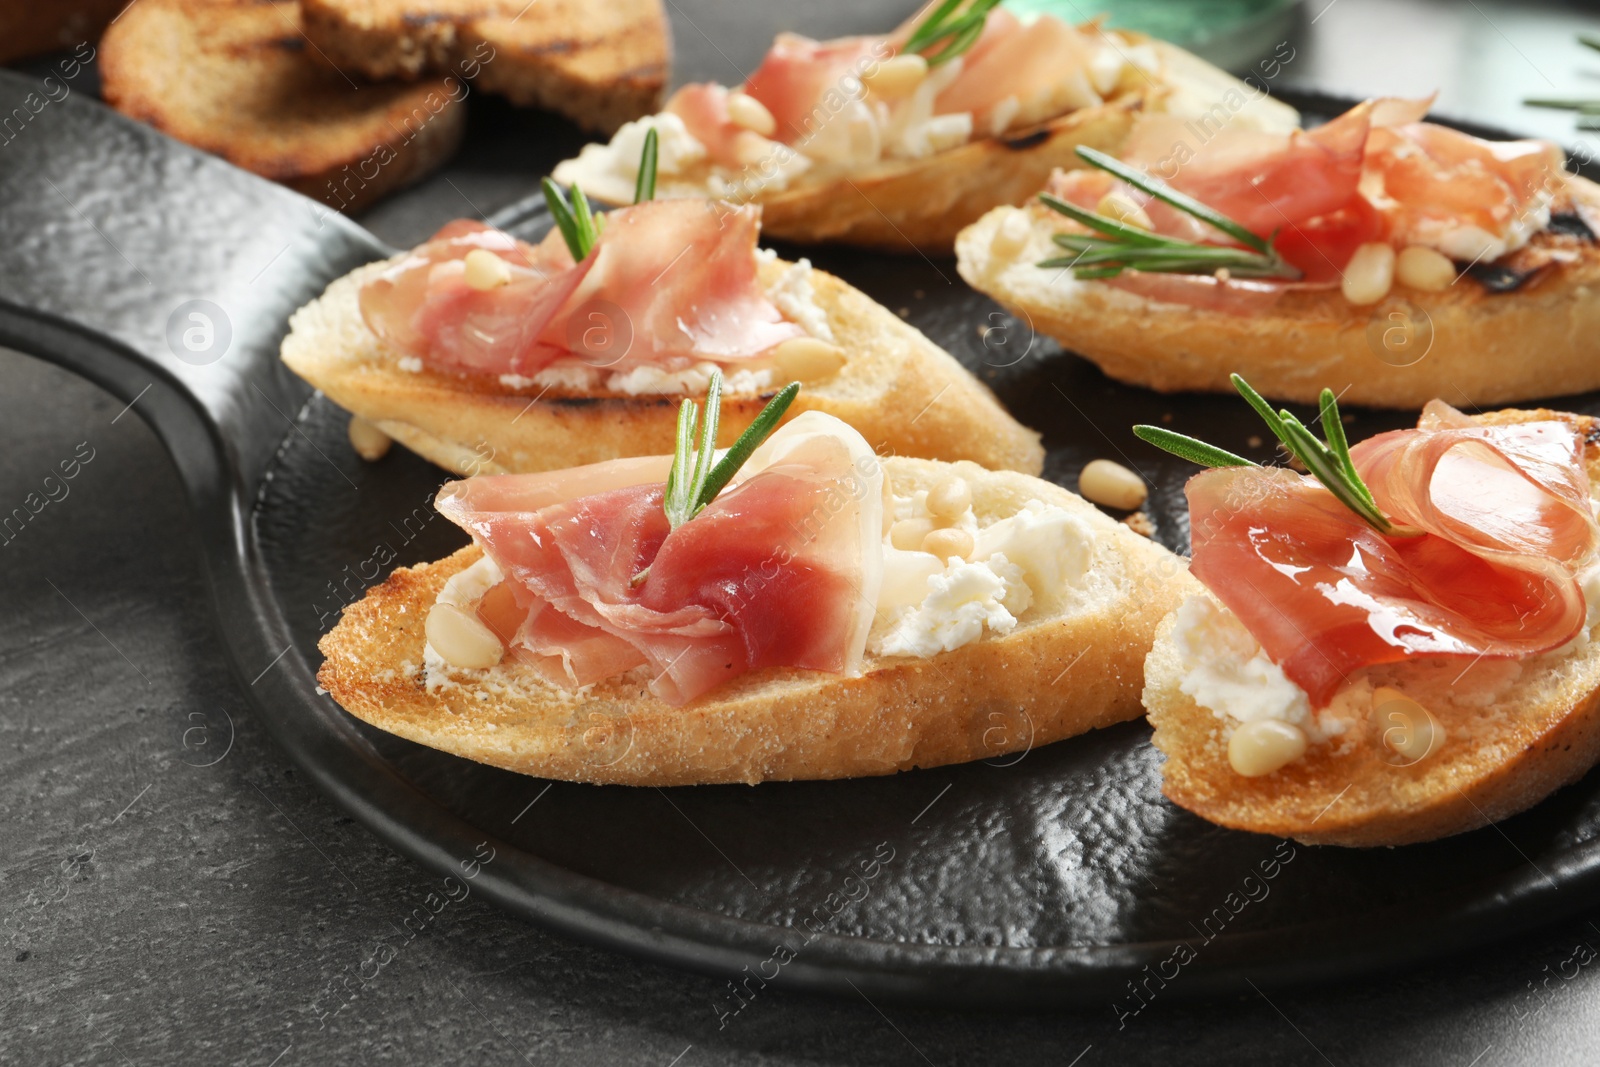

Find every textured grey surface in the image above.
[9,0,1600,1061]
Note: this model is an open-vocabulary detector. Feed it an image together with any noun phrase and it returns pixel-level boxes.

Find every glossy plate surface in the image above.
[4,69,1600,1007]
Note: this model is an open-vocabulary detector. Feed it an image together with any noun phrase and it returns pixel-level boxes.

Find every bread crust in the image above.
[317,459,1194,785]
[957,182,1600,409]
[100,0,466,213]
[750,96,1146,254]
[300,0,668,133]
[281,255,1046,475]
[1142,408,1600,846]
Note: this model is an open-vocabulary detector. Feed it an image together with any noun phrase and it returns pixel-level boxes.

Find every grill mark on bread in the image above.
[1001,129,1051,152]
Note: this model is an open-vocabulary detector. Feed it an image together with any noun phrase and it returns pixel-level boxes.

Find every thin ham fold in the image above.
[359,200,804,380]
[1186,402,1597,708]
[435,413,883,705]
[665,10,1109,169]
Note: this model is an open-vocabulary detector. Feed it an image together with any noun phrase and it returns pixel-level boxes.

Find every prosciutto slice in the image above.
[664,11,1106,168]
[1186,403,1597,708]
[1045,96,1567,305]
[436,413,884,705]
[359,200,804,379]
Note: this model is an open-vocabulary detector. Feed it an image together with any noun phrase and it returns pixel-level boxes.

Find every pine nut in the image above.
[889,517,935,551]
[726,91,777,137]
[1395,246,1456,292]
[462,248,513,291]
[733,130,781,167]
[989,209,1034,258]
[862,53,928,97]
[882,477,896,534]
[1373,686,1444,762]
[921,526,974,561]
[347,415,391,462]
[1078,459,1147,510]
[1341,242,1395,306]
[1228,719,1307,777]
[1096,191,1153,231]
[771,336,847,381]
[925,476,972,521]
[425,602,505,670]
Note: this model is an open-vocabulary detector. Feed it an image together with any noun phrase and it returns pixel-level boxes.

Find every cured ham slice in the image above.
[1045,96,1567,298]
[359,201,804,379]
[664,83,746,167]
[932,11,1103,134]
[1186,404,1597,708]
[740,33,884,145]
[664,11,1107,167]
[436,413,883,705]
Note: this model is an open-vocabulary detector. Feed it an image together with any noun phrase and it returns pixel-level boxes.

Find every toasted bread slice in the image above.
[956,178,1600,410]
[741,95,1144,254]
[281,253,1046,475]
[1143,408,1600,846]
[554,40,1299,253]
[318,457,1192,785]
[100,0,465,213]
[0,1,125,63]
[299,0,667,134]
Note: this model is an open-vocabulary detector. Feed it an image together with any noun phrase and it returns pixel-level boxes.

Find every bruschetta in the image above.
[1137,381,1600,845]
[281,154,1044,476]
[550,4,1297,252]
[957,97,1600,409]
[318,383,1191,785]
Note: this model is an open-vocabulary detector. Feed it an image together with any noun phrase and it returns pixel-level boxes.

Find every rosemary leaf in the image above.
[635,375,804,585]
[1316,387,1374,508]
[697,380,801,510]
[1040,193,1172,247]
[541,178,587,262]
[1277,417,1393,533]
[634,127,660,204]
[1076,146,1271,255]
[903,0,1002,66]
[664,397,699,529]
[687,370,723,522]
[1133,426,1255,468]
[570,184,601,255]
[1525,98,1600,112]
[1132,373,1410,537]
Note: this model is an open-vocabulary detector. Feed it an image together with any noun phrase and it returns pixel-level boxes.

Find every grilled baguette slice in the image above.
[100,0,465,213]
[281,253,1046,476]
[1143,408,1600,846]
[555,40,1299,253]
[956,178,1600,409]
[318,457,1193,786]
[299,0,668,134]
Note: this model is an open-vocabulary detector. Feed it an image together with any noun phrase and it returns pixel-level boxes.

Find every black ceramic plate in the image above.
[7,69,1600,1009]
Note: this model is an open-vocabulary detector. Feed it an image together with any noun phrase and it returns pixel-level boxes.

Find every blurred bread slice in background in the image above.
[301,0,668,133]
[100,0,466,213]
[0,1,127,64]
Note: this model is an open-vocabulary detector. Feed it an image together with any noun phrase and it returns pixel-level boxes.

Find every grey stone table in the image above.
[9,0,1600,1062]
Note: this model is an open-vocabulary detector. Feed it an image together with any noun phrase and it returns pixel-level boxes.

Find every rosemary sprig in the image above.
[541,177,604,261]
[1132,374,1415,537]
[544,131,655,259]
[632,371,802,585]
[902,0,1003,67]
[634,126,659,204]
[1523,36,1600,126]
[1037,146,1301,281]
